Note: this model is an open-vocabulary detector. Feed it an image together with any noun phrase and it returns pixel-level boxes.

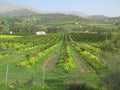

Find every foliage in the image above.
[101,32,120,52]
[57,33,76,72]
[0,32,119,90]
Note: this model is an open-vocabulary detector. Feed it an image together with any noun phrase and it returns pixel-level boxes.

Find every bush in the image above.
[102,70,120,90]
[101,32,120,52]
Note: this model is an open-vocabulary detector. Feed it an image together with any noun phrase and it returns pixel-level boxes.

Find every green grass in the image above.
[0,35,22,38]
[0,33,119,90]
[89,24,118,30]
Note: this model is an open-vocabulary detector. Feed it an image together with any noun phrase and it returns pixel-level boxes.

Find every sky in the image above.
[0,0,120,17]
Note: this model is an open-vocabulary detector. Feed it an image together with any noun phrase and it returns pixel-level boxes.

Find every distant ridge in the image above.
[57,11,89,17]
[0,2,42,16]
[0,2,119,20]
[86,15,109,20]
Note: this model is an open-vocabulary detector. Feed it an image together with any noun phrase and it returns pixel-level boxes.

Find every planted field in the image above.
[0,33,115,90]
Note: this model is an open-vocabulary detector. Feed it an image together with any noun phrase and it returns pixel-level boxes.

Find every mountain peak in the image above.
[57,11,89,17]
[0,2,41,14]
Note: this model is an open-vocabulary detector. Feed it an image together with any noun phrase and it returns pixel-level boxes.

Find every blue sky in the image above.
[1,0,120,17]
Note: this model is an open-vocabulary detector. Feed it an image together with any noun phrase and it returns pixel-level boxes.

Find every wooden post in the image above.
[106,33,108,43]
[42,69,45,90]
[5,64,8,87]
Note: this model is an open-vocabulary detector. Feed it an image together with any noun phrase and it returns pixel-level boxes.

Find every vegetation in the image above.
[0,14,120,90]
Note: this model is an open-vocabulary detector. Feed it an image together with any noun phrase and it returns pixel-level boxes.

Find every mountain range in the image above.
[0,2,120,23]
[0,2,42,16]
[0,2,97,17]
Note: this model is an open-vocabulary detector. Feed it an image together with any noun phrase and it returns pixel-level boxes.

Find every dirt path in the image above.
[70,45,99,76]
[70,46,84,73]
[42,51,59,71]
[74,54,84,73]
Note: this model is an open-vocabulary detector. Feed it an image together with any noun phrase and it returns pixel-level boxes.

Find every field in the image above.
[0,14,120,90]
[0,32,119,90]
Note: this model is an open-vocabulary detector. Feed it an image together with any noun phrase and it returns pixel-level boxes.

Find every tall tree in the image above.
[0,25,3,34]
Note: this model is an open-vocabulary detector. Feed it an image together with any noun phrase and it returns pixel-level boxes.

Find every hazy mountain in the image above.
[86,15,120,23]
[86,15,109,20]
[1,9,41,16]
[0,2,88,17]
[57,11,89,17]
[0,2,42,16]
[0,2,119,20]
[105,17,120,24]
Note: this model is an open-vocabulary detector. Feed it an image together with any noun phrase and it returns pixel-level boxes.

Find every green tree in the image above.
[0,25,3,34]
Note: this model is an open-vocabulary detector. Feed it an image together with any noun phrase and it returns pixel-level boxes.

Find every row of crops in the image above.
[0,33,111,89]
[70,33,107,73]
[0,34,61,54]
[0,33,109,71]
[57,33,76,72]
[70,33,112,42]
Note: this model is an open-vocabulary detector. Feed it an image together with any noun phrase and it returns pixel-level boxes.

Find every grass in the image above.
[89,23,118,30]
[0,33,119,90]
[0,35,22,38]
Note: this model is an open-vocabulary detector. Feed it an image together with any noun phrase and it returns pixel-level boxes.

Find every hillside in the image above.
[57,11,89,17]
[105,17,120,24]
[86,15,120,24]
[87,15,108,20]
[0,2,41,16]
[0,9,40,16]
